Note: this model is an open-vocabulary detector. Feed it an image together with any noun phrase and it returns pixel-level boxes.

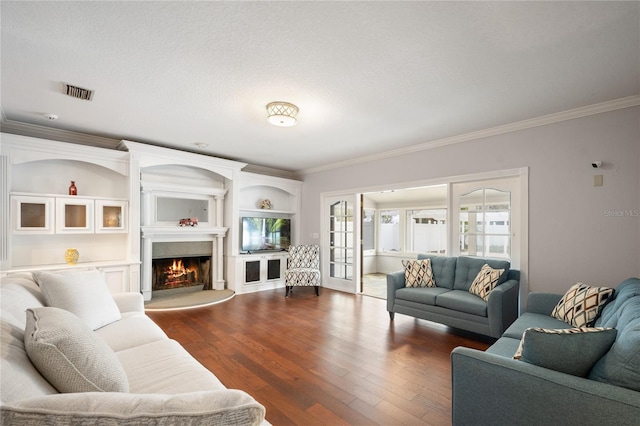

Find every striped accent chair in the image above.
[285,245,321,297]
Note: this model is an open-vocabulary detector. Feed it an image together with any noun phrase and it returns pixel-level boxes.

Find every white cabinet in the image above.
[242,253,286,285]
[11,195,55,234]
[96,199,127,233]
[11,194,128,235]
[56,197,94,233]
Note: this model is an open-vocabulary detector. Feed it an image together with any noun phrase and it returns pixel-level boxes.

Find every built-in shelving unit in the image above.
[1,133,302,297]
[0,134,139,294]
[225,171,302,294]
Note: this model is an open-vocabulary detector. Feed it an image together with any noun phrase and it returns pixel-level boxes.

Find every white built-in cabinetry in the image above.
[0,134,139,294]
[225,171,302,294]
[1,133,302,297]
[12,194,127,234]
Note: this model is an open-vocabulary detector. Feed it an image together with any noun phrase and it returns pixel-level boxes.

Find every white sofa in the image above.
[0,269,267,425]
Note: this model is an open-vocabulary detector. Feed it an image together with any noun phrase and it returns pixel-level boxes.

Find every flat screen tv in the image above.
[241,217,291,252]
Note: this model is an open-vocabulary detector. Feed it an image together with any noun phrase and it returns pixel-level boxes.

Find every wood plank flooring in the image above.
[147,287,493,425]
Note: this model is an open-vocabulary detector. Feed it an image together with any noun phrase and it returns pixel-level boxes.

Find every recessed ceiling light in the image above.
[195,143,208,148]
[43,113,58,121]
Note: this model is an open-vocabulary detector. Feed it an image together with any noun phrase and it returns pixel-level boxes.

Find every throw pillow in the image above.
[402,259,435,288]
[24,307,129,393]
[513,327,617,377]
[33,268,121,330]
[468,264,504,301]
[551,283,615,327]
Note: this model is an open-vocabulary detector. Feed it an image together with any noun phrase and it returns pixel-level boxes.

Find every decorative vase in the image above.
[64,249,79,265]
[69,181,77,196]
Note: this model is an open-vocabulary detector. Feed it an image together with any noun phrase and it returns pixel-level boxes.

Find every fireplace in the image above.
[150,241,214,292]
[152,256,211,291]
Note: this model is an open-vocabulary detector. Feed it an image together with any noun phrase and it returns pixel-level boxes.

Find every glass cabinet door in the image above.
[11,195,55,234]
[96,200,128,233]
[56,197,94,233]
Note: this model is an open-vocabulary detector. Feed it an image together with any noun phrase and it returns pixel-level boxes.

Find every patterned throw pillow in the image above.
[551,283,615,327]
[513,327,617,377]
[402,259,435,288]
[468,264,504,301]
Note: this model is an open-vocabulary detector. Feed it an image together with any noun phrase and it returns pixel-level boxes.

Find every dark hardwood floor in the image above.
[147,287,492,425]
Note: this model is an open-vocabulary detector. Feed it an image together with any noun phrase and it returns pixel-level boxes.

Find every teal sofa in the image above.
[451,277,640,425]
[387,254,520,338]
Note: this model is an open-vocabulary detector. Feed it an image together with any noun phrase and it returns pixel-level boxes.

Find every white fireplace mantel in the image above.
[140,226,228,300]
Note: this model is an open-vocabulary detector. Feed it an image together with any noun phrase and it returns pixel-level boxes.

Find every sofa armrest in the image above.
[1,390,266,426]
[526,292,563,315]
[111,292,145,314]
[451,346,640,426]
[486,279,519,338]
[386,271,405,312]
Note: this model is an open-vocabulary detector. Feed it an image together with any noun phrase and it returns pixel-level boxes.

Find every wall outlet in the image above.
[594,175,603,187]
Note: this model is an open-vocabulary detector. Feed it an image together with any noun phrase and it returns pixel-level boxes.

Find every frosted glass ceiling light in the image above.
[266,101,298,127]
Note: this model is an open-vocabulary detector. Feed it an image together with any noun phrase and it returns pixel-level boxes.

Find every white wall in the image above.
[300,107,640,293]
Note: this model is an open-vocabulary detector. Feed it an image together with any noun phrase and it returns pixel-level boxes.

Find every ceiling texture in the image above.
[1,1,639,174]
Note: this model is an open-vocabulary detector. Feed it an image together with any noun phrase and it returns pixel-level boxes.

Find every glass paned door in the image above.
[323,195,358,293]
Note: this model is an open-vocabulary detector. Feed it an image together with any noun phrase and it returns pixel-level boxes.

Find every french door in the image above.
[322,194,358,293]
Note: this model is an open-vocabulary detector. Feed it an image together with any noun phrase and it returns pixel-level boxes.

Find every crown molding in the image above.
[299,95,640,175]
[0,118,120,149]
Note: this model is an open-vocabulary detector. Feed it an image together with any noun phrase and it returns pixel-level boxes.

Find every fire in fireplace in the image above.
[152,256,212,291]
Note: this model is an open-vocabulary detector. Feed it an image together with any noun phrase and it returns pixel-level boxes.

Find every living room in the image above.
[1,1,639,425]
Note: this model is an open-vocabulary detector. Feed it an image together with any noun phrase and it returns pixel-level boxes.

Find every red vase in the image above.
[69,181,77,196]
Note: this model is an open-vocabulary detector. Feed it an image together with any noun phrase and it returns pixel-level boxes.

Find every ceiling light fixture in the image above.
[266,101,298,127]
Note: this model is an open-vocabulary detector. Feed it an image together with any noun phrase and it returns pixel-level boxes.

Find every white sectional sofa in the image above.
[0,268,267,425]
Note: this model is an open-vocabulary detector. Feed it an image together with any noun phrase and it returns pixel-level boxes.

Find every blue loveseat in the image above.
[451,277,640,425]
[387,254,520,338]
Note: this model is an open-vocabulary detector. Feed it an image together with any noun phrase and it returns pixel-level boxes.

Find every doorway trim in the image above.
[319,167,528,307]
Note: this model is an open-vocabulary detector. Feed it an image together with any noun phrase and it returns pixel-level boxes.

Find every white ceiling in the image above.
[1,1,638,173]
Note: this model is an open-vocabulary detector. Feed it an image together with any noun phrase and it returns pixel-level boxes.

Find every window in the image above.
[406,209,447,254]
[379,210,400,252]
[459,188,511,259]
[363,208,375,251]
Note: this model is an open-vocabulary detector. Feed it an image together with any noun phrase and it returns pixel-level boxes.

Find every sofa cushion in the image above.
[551,283,615,327]
[24,307,129,393]
[468,264,505,301]
[402,259,435,288]
[116,339,227,394]
[417,254,457,289]
[95,312,169,352]
[33,269,121,330]
[595,277,640,327]
[436,290,487,317]
[1,390,266,426]
[453,256,510,291]
[395,287,450,305]
[502,312,573,340]
[513,327,617,377]
[588,297,640,392]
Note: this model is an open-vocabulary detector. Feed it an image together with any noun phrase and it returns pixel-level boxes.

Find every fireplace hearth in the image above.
[152,256,211,291]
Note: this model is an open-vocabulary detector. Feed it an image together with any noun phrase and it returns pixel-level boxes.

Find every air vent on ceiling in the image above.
[64,83,94,101]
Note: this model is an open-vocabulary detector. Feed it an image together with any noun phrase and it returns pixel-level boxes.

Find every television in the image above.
[241,217,291,252]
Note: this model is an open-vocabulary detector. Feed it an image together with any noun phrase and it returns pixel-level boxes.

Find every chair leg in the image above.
[314,286,319,296]
[389,312,395,320]
[285,286,290,298]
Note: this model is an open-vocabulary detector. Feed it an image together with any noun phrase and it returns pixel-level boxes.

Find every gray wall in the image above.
[299,107,640,293]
